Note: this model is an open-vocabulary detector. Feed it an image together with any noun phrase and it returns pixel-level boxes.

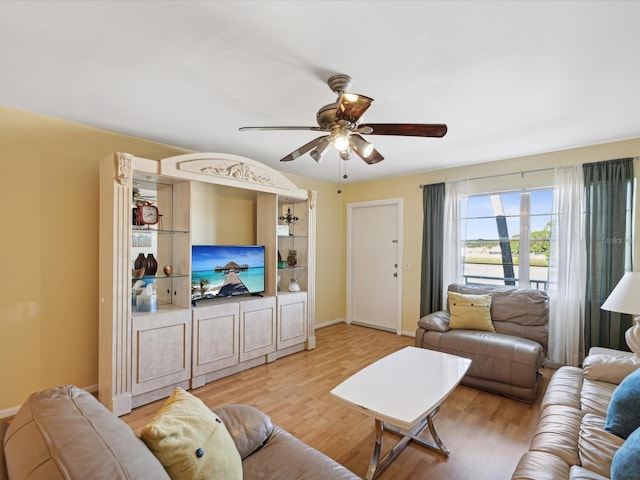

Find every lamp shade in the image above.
[601,271,640,315]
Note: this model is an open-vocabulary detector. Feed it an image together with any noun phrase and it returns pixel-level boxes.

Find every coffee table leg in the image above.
[366,419,414,480]
[366,408,451,479]
[365,419,384,480]
[382,407,451,457]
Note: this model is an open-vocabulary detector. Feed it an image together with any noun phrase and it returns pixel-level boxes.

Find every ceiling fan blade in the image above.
[239,126,326,132]
[335,93,374,123]
[359,123,448,138]
[280,136,330,162]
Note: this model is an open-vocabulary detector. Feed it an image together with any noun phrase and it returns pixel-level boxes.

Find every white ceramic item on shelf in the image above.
[288,278,300,292]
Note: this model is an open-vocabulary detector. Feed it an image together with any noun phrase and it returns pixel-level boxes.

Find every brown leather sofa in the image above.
[0,385,359,480]
[512,348,638,479]
[415,283,548,402]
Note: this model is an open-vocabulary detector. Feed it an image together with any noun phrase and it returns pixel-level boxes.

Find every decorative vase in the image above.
[163,265,173,276]
[143,253,158,276]
[287,249,297,267]
[132,268,145,279]
[134,253,146,271]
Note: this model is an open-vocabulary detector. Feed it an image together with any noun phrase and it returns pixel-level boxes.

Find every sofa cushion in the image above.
[583,354,640,384]
[542,366,584,411]
[448,291,495,332]
[528,404,583,467]
[568,465,610,480]
[511,450,571,480]
[433,329,544,386]
[242,425,360,480]
[3,385,169,480]
[417,310,451,332]
[605,369,640,439]
[581,378,617,417]
[578,413,624,478]
[141,387,242,480]
[214,404,273,459]
[610,426,640,480]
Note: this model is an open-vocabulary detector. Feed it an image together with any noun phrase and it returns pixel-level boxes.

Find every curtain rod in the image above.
[418,166,555,188]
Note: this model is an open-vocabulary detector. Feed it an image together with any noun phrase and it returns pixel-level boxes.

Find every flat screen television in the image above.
[191,245,265,302]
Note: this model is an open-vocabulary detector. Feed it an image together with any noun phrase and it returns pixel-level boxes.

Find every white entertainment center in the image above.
[99,152,316,415]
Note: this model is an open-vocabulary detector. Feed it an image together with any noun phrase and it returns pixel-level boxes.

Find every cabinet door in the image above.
[131,309,191,396]
[277,292,307,349]
[192,302,240,378]
[240,297,276,362]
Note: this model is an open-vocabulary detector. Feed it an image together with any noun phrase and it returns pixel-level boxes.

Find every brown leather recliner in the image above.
[415,283,548,402]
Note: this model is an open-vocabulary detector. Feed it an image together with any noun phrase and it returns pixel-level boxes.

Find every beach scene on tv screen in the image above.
[192,245,265,300]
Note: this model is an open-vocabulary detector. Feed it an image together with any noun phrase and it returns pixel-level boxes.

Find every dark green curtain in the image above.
[420,182,445,317]
[583,158,634,352]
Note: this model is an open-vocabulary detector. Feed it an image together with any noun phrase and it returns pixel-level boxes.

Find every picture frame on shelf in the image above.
[132,232,152,248]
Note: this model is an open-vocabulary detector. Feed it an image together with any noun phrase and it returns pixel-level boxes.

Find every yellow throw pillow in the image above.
[140,387,242,480]
[448,291,495,332]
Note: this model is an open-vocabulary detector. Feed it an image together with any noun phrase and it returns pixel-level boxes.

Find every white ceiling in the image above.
[1,1,640,183]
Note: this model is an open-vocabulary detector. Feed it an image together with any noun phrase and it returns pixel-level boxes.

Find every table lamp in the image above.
[601,271,640,356]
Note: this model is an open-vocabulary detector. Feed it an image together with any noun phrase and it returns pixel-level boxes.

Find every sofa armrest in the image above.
[214,404,274,460]
[418,310,451,332]
[582,354,640,385]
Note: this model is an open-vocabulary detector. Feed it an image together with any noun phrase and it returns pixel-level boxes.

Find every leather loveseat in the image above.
[0,385,359,480]
[415,283,548,402]
[512,348,640,479]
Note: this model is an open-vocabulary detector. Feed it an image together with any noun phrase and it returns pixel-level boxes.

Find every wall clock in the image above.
[133,204,159,226]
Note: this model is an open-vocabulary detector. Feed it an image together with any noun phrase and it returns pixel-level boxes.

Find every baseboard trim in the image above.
[0,383,99,421]
[315,318,347,329]
[316,319,415,339]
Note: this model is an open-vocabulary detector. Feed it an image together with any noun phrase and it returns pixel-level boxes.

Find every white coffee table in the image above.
[330,346,471,479]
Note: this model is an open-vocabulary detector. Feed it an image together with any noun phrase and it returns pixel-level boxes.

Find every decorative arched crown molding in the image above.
[159,152,307,198]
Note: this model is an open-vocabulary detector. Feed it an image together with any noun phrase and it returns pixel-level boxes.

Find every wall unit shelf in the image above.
[99,152,316,415]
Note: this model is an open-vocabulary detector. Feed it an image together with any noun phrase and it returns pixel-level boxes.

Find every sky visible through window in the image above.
[464,189,553,240]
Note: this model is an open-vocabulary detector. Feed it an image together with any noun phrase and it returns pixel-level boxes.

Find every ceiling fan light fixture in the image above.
[340,150,352,161]
[310,139,330,163]
[350,134,375,158]
[336,93,374,123]
[332,131,351,152]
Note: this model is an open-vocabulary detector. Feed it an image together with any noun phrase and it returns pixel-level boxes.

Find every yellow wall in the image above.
[0,106,190,410]
[341,139,640,334]
[284,174,348,326]
[191,182,257,245]
[0,105,341,412]
[1,102,638,412]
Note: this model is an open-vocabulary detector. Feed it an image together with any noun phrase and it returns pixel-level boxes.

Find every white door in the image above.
[347,199,402,333]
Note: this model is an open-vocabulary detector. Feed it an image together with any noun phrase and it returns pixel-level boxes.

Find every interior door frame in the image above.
[346,198,403,335]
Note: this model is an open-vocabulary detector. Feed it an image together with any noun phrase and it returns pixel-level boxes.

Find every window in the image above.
[461,189,553,290]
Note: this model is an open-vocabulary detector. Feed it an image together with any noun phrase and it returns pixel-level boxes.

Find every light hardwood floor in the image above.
[122,323,549,480]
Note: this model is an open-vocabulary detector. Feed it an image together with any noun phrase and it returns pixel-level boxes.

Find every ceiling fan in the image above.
[239,74,447,165]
